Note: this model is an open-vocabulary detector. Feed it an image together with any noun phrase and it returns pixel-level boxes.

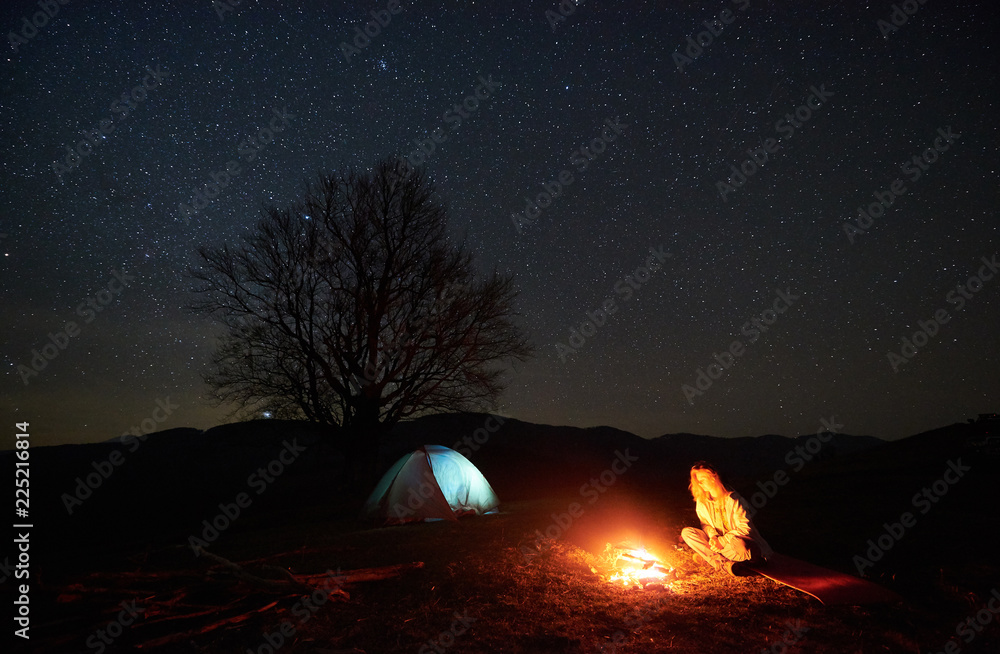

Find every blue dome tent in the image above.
[362,445,500,525]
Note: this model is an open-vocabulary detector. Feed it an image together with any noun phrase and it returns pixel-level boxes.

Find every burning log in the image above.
[618,551,674,576]
[604,543,676,589]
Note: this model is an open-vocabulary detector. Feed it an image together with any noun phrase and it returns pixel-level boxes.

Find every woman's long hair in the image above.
[689,461,727,504]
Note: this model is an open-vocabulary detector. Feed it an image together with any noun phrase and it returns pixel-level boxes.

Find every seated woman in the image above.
[681,461,772,576]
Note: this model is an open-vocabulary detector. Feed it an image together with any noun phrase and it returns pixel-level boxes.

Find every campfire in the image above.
[604,543,675,589]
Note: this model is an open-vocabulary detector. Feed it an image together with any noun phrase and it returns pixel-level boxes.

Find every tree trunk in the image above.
[347,396,383,488]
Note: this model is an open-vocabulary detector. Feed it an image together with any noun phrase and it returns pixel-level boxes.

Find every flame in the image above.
[605,544,675,589]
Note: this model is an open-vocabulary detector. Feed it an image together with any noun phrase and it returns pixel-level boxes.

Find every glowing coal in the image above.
[604,543,675,589]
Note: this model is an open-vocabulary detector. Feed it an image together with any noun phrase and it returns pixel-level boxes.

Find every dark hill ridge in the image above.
[382,414,888,500]
[12,413,877,534]
[742,419,1000,577]
[8,412,998,654]
[11,412,997,567]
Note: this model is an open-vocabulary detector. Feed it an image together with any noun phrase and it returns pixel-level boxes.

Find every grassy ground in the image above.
[20,420,1000,653]
[29,490,999,653]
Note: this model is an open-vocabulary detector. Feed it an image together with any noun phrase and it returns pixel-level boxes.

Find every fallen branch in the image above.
[196,546,320,593]
[47,550,426,652]
[297,561,424,585]
[136,600,281,648]
[196,546,422,588]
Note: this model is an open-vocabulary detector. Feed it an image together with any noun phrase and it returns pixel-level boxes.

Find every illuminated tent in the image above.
[362,445,500,524]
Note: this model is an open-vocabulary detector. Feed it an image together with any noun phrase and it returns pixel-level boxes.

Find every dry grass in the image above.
[33,492,998,653]
[173,497,939,653]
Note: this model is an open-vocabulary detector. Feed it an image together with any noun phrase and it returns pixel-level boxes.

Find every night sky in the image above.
[3,1,997,448]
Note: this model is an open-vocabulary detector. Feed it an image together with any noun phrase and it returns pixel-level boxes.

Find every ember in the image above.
[604,543,675,589]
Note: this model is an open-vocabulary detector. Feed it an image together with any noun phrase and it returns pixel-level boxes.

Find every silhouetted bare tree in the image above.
[191,159,532,476]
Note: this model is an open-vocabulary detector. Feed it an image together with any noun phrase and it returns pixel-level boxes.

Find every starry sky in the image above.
[3,1,997,448]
